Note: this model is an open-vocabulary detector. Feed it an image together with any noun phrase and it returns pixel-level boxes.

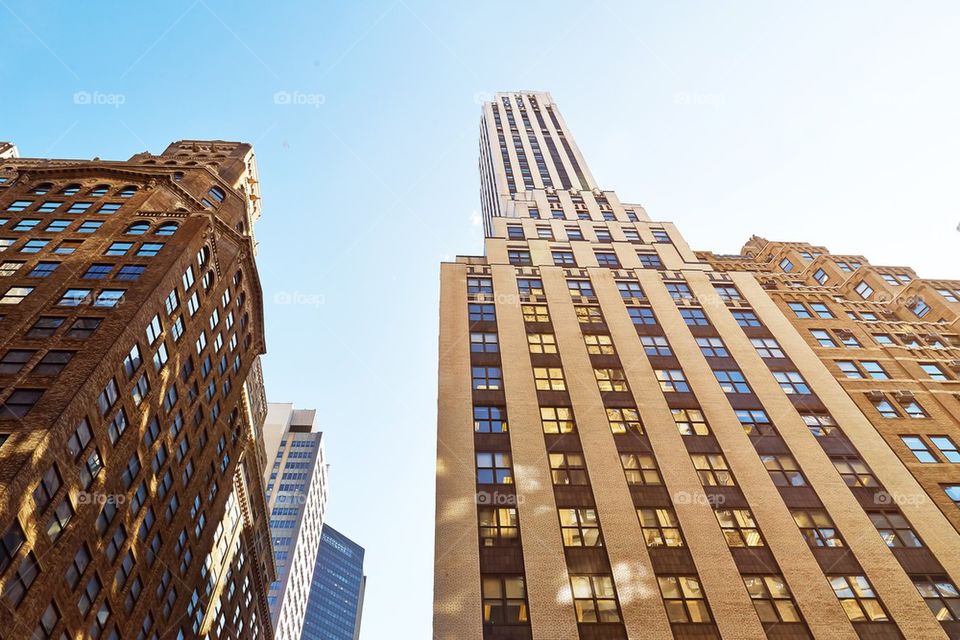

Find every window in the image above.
[665,282,692,300]
[83,264,112,279]
[617,281,644,299]
[871,397,899,418]
[533,367,565,391]
[527,333,557,354]
[946,485,960,508]
[137,243,164,257]
[813,268,828,284]
[105,241,132,256]
[67,317,101,338]
[732,310,761,327]
[860,361,888,379]
[19,239,49,254]
[472,367,502,390]
[551,250,574,266]
[567,279,594,298]
[5,551,39,606]
[521,304,548,322]
[549,452,588,485]
[868,511,922,547]
[621,453,661,485]
[470,332,498,353]
[658,576,711,623]
[155,223,178,236]
[793,509,844,548]
[931,436,960,463]
[656,369,689,392]
[651,229,670,243]
[696,337,727,357]
[507,249,531,266]
[714,285,742,301]
[918,363,947,381]
[559,508,601,547]
[6,200,32,212]
[479,508,518,546]
[516,278,543,297]
[737,409,774,436]
[595,252,619,267]
[575,306,603,324]
[679,308,709,326]
[94,289,125,307]
[0,261,22,277]
[901,436,936,463]
[468,303,495,322]
[779,258,794,272]
[594,368,628,392]
[810,302,833,318]
[12,219,39,232]
[506,225,523,240]
[628,307,657,325]
[477,453,512,484]
[0,286,33,304]
[595,228,612,241]
[584,334,614,354]
[802,412,840,437]
[0,350,35,374]
[830,576,888,622]
[743,575,801,624]
[32,464,61,512]
[832,456,878,487]
[642,335,672,356]
[760,454,806,486]
[788,302,810,318]
[638,253,662,269]
[607,407,642,434]
[912,300,931,318]
[901,400,928,418]
[474,406,507,433]
[540,407,574,434]
[570,576,620,623]
[854,281,873,299]
[773,371,811,395]
[33,351,73,375]
[66,202,92,214]
[913,576,960,621]
[714,370,751,394]
[692,454,735,486]
[566,227,583,241]
[811,329,837,347]
[715,508,763,546]
[673,408,709,436]
[637,508,683,547]
[751,338,784,358]
[115,265,145,281]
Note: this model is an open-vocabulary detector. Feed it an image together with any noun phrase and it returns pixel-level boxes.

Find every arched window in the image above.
[125,222,150,235]
[118,186,137,198]
[155,222,179,236]
[233,270,243,287]
[89,184,110,196]
[30,183,53,195]
[207,187,225,203]
[197,245,210,266]
[60,184,81,196]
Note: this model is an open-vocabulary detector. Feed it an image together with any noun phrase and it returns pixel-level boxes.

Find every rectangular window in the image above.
[82,264,113,280]
[471,367,501,390]
[655,369,689,392]
[476,452,512,484]
[559,508,602,547]
[673,409,709,436]
[621,454,661,485]
[540,407,574,434]
[742,575,802,624]
[679,308,709,326]
[751,338,784,358]
[829,576,888,622]
[658,576,711,623]
[792,510,844,548]
[732,310,761,327]
[533,367,565,391]
[594,368,628,392]
[715,508,763,546]
[0,286,34,304]
[637,508,683,547]
[691,454,735,486]
[570,575,620,623]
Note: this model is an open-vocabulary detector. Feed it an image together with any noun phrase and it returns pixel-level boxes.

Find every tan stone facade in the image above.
[435,92,960,639]
[0,141,275,638]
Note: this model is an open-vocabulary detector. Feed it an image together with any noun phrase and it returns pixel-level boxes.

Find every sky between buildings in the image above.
[3,1,960,637]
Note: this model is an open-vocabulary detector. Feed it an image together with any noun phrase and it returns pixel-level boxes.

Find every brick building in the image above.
[0,140,275,638]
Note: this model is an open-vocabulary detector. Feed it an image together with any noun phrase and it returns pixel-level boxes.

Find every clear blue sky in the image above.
[3,2,960,637]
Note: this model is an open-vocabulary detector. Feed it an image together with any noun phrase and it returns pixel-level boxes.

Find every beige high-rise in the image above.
[435,91,960,640]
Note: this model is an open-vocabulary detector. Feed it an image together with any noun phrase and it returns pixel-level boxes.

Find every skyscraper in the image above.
[0,141,276,638]
[264,403,328,640]
[435,91,960,639]
[302,525,366,640]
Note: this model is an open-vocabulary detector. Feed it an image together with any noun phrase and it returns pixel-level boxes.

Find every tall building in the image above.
[264,403,328,640]
[0,141,276,639]
[302,525,366,640]
[435,91,960,640]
